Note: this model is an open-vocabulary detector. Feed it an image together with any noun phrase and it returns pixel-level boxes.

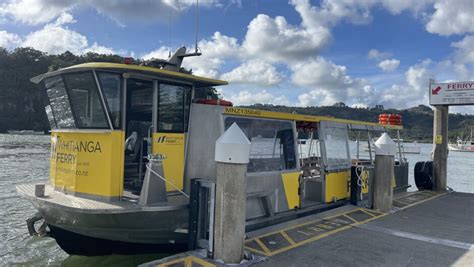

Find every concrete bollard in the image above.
[213,123,251,264]
[373,133,396,212]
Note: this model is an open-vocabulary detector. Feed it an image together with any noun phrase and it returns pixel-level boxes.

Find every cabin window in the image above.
[158,83,191,133]
[320,122,351,171]
[63,72,109,128]
[44,75,75,128]
[97,72,122,128]
[224,117,297,173]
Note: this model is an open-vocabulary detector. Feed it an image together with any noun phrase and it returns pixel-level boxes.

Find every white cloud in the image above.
[83,42,116,55]
[0,0,222,26]
[19,13,117,55]
[0,0,76,25]
[220,60,283,86]
[22,20,88,54]
[378,59,400,72]
[451,35,474,63]
[229,90,289,106]
[380,0,434,15]
[368,49,391,61]
[0,30,22,50]
[379,61,432,108]
[426,0,474,36]
[292,57,373,106]
[242,14,330,63]
[141,47,171,60]
[184,32,240,78]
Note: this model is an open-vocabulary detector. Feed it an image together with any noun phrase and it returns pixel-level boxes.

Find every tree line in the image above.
[0,47,472,142]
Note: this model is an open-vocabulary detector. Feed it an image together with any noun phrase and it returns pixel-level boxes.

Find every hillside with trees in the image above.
[0,47,473,142]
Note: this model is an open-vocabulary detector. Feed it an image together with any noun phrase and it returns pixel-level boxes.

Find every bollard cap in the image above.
[215,123,251,164]
[375,133,396,156]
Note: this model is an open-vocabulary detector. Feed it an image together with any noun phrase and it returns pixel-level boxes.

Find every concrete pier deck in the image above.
[141,191,474,267]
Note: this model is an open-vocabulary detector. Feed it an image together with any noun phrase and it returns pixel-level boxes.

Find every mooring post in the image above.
[213,123,251,264]
[373,133,396,212]
[432,105,449,192]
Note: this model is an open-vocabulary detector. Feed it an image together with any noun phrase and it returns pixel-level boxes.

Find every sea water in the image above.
[0,134,472,266]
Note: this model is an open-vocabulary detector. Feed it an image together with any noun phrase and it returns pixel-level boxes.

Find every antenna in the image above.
[168,9,172,58]
[194,0,199,53]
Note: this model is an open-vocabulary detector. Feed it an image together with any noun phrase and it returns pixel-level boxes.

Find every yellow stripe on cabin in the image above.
[281,172,300,209]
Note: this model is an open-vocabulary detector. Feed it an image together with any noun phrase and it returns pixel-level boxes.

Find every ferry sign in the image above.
[429,81,474,105]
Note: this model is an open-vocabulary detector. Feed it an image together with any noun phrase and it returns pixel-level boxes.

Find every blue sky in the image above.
[0,0,473,114]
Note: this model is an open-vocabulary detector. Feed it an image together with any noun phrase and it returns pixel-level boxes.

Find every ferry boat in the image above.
[16,47,408,255]
[449,127,474,152]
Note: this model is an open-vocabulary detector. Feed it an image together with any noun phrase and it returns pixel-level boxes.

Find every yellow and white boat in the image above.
[17,47,408,255]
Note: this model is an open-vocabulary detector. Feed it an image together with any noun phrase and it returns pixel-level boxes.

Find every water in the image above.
[0,134,163,266]
[0,134,473,266]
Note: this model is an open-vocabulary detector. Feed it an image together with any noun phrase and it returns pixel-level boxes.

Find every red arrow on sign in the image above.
[432,86,442,95]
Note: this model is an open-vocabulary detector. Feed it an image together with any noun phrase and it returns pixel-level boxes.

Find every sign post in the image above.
[429,80,474,191]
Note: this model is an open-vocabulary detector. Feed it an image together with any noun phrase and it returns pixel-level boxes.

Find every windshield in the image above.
[44,75,75,128]
[44,71,111,129]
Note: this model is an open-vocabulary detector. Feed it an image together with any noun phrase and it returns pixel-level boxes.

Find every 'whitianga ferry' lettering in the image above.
[54,139,102,153]
[51,138,103,165]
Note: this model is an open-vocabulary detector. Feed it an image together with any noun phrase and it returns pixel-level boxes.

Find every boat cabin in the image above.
[32,60,407,221]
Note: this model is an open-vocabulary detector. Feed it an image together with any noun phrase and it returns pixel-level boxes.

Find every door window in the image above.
[158,83,191,133]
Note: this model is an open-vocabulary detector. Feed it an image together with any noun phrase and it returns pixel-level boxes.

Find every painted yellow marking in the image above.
[157,256,216,267]
[244,208,387,257]
[435,135,443,144]
[255,238,272,254]
[359,208,379,217]
[188,256,216,267]
[342,214,359,224]
[281,231,297,245]
[394,192,445,210]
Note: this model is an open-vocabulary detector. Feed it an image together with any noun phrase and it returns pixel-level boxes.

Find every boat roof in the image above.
[30,62,228,88]
[223,106,403,130]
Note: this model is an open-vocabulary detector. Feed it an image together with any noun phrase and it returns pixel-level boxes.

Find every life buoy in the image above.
[378,113,402,125]
[195,99,233,107]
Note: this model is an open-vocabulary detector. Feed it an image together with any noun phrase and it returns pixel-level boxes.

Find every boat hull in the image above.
[48,224,187,256]
[17,184,190,255]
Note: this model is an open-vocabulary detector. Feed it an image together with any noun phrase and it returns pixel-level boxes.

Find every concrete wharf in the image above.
[141,190,474,267]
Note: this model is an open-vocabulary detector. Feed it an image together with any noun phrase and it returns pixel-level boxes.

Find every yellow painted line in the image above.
[188,256,216,267]
[395,192,445,210]
[157,256,216,267]
[342,214,359,224]
[244,208,388,257]
[158,258,185,267]
[281,231,297,246]
[255,238,272,254]
[359,208,378,218]
[264,225,353,256]
[245,245,267,255]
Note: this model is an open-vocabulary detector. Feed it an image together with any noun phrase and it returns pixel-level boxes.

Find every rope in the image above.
[145,163,189,198]
[355,165,365,201]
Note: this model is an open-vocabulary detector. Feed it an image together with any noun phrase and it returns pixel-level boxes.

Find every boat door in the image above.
[123,78,154,193]
[151,82,192,192]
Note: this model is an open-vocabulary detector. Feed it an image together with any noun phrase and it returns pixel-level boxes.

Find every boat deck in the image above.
[16,183,188,213]
[141,191,474,267]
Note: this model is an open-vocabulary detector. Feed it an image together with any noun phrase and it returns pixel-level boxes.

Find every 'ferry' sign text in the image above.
[429,81,474,105]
